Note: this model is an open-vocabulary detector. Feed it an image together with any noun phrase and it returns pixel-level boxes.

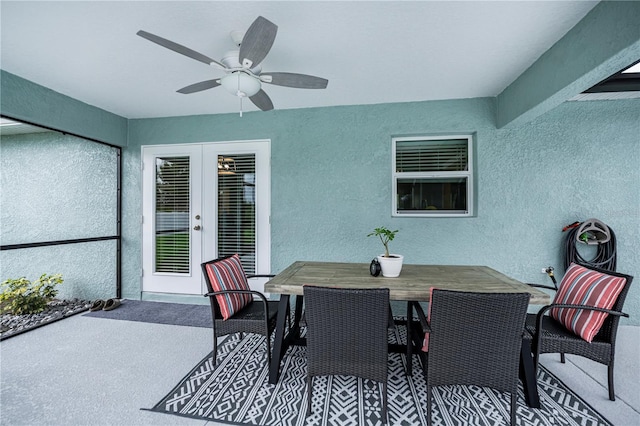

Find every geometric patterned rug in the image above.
[147,323,612,426]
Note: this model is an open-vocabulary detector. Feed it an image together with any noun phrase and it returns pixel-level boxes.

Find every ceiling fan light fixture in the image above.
[218,156,236,174]
[221,72,261,97]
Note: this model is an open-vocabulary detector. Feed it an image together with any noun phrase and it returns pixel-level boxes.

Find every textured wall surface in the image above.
[0,70,128,147]
[1,132,118,300]
[497,2,640,128]
[127,98,639,324]
[1,242,117,301]
[3,96,638,323]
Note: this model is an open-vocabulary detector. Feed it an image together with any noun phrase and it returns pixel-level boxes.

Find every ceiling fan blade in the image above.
[137,30,225,69]
[177,79,221,94]
[261,72,328,89]
[238,16,278,69]
[249,90,274,111]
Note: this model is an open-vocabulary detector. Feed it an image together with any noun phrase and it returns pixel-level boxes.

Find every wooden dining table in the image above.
[264,261,550,407]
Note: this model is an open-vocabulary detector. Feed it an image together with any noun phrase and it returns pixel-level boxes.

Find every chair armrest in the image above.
[246,274,276,279]
[526,283,558,291]
[205,289,269,303]
[204,289,272,319]
[534,303,629,335]
[536,303,629,319]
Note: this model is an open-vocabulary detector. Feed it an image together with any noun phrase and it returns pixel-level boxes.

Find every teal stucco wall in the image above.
[1,88,638,322]
[125,98,639,323]
[0,70,128,147]
[1,77,638,324]
[496,1,640,128]
[1,132,119,300]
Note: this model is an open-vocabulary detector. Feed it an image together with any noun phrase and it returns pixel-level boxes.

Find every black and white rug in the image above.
[147,325,611,426]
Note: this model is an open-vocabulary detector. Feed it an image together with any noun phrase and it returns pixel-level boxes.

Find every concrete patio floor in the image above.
[1,311,639,425]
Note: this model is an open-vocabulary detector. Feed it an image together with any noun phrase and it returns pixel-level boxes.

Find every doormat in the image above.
[84,299,211,328]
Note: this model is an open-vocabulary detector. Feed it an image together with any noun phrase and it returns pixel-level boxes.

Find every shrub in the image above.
[0,274,63,315]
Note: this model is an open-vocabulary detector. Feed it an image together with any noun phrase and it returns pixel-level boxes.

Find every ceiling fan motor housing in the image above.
[221,50,262,74]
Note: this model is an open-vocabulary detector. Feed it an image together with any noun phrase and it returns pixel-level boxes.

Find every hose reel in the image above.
[563,218,616,271]
[576,218,611,245]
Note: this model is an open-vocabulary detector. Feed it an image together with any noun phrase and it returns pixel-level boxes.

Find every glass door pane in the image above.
[155,156,190,274]
[217,154,256,274]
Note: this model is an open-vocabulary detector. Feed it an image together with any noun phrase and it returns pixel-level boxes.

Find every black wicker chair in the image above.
[201,255,284,366]
[524,263,633,401]
[413,289,530,426]
[304,286,390,422]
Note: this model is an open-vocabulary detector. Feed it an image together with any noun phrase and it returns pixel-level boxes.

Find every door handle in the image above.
[193,225,201,231]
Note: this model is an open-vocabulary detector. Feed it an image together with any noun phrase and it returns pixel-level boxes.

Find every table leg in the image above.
[268,294,291,384]
[406,301,414,376]
[520,337,540,408]
[292,295,304,339]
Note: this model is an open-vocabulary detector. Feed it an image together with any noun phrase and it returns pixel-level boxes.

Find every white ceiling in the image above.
[1,1,599,119]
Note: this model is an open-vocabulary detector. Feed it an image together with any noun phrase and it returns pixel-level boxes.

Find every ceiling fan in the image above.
[137,16,328,115]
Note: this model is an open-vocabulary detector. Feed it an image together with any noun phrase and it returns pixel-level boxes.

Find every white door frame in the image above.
[142,140,271,295]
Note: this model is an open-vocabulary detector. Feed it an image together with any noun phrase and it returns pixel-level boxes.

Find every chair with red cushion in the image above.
[525,262,633,401]
[201,254,284,365]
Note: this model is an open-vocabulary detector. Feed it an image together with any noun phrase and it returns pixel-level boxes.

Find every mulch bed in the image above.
[0,299,92,340]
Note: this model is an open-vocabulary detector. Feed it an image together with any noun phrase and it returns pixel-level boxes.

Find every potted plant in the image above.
[367,227,404,277]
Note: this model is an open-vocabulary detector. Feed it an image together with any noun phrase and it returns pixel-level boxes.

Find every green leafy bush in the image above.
[0,274,63,315]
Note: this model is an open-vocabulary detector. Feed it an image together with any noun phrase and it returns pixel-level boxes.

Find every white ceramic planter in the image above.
[377,254,404,277]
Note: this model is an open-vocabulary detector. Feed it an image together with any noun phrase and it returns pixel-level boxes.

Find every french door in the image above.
[142,140,270,295]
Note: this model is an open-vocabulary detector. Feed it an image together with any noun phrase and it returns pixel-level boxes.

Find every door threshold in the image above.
[141,292,209,305]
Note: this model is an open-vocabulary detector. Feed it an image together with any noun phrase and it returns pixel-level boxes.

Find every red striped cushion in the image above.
[550,263,626,343]
[205,254,252,320]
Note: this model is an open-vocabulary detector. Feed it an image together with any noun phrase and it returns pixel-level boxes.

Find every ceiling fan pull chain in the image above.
[238,74,243,117]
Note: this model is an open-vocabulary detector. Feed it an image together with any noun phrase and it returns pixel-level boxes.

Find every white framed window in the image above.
[392,134,474,217]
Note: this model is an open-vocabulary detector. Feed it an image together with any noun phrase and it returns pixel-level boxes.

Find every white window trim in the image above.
[392,134,474,218]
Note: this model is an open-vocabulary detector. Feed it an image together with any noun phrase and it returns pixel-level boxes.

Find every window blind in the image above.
[396,139,468,172]
[217,154,256,274]
[155,156,190,274]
